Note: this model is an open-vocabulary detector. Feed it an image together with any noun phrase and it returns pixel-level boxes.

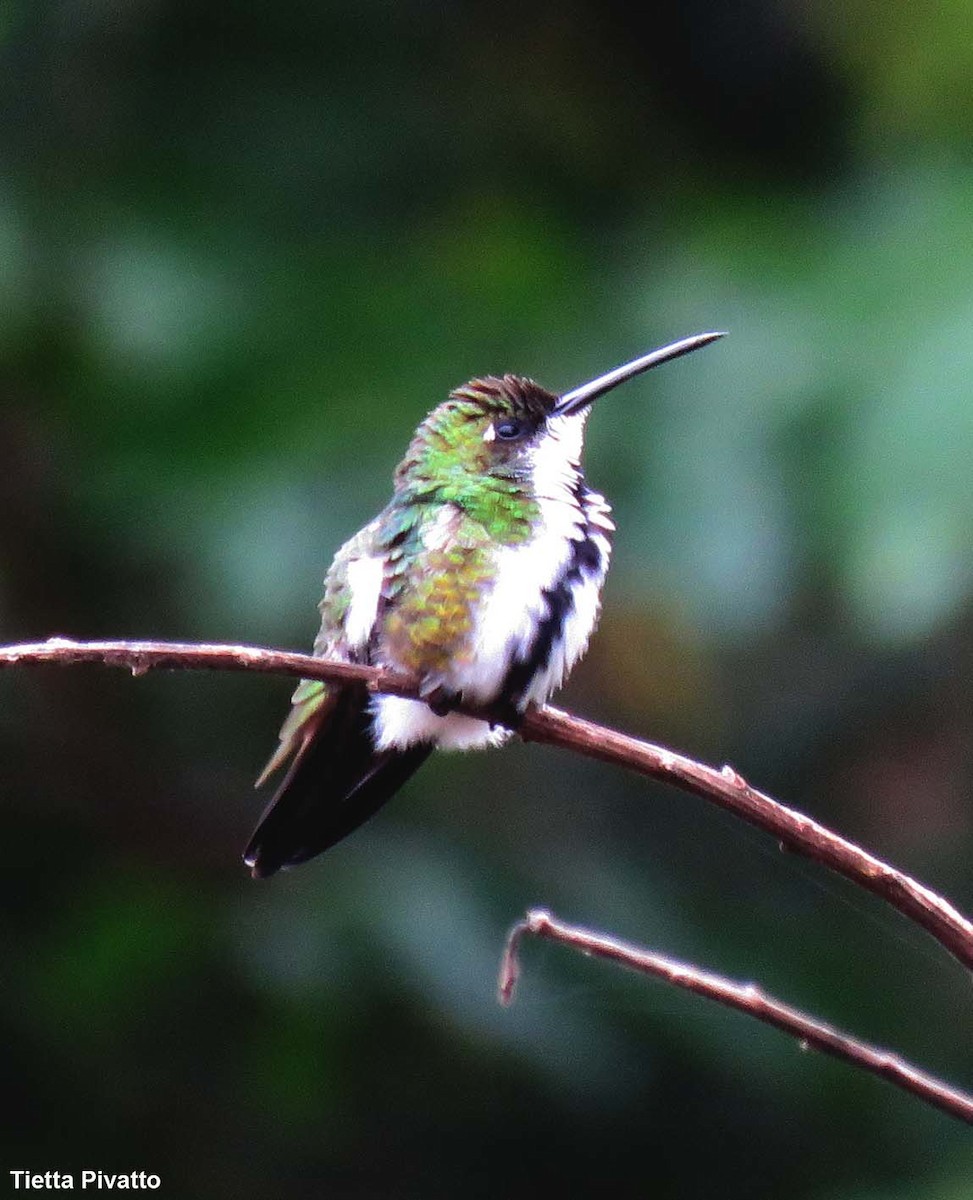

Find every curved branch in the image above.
[519,708,973,974]
[2,637,972,973]
[499,909,973,1126]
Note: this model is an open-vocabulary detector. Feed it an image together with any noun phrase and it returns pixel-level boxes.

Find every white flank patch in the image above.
[373,696,512,751]
[422,502,460,551]
[343,554,384,649]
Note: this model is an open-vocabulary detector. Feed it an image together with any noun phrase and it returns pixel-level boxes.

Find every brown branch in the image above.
[499,909,973,1126]
[2,637,972,974]
[518,708,973,973]
[4,636,972,1123]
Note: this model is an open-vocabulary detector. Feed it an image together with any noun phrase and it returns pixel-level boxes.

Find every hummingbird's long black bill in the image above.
[554,331,726,417]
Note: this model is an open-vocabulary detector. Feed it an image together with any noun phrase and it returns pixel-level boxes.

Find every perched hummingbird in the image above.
[244,332,723,877]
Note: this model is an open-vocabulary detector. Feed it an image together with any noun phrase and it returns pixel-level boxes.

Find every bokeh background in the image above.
[2,2,973,1196]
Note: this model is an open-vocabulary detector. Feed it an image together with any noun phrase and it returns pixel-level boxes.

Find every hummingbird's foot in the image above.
[422,685,463,718]
[420,685,523,731]
[484,699,524,733]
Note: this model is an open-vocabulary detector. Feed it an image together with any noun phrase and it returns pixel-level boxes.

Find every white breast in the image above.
[447,414,613,708]
[522,493,612,706]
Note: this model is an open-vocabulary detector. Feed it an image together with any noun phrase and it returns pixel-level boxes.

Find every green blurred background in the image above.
[2,1,972,1195]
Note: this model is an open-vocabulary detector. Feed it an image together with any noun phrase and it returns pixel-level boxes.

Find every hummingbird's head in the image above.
[447,374,566,465]
[395,373,595,522]
[395,332,725,504]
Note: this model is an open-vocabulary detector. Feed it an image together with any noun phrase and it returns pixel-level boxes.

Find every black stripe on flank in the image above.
[499,520,606,708]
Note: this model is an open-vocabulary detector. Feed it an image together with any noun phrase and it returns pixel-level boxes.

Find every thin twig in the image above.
[2,637,972,973]
[499,909,973,1126]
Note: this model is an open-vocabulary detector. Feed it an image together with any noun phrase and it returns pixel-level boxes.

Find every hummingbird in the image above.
[244,331,724,877]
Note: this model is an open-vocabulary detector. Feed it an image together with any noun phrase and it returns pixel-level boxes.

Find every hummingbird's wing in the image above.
[244,517,432,877]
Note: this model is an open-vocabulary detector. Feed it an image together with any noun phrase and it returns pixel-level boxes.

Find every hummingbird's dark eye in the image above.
[494,418,525,441]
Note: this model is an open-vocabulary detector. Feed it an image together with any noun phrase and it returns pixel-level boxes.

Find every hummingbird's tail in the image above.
[244,684,432,878]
